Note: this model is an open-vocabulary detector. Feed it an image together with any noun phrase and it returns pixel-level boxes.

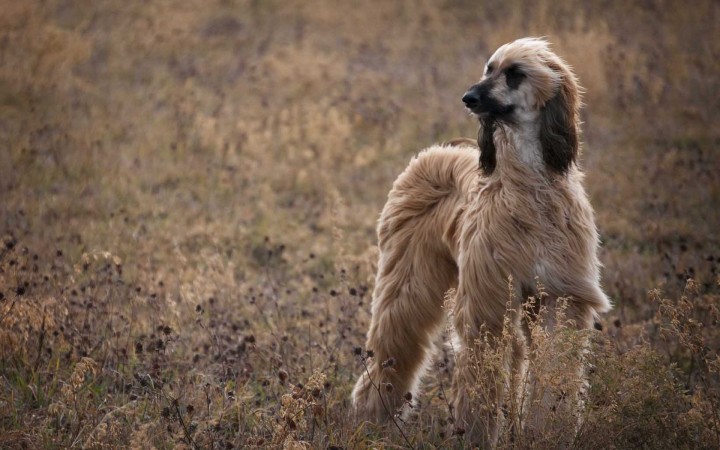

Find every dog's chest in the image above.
[464,181,590,280]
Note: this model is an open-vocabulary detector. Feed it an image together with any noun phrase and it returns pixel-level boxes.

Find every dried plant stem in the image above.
[360,358,415,450]
[33,307,47,375]
[174,400,197,450]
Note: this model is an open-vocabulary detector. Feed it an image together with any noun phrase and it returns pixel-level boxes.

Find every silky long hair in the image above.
[352,38,610,447]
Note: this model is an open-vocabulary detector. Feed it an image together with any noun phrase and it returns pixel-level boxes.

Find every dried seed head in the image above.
[365,349,374,358]
[381,357,396,368]
[353,346,362,356]
[312,403,323,417]
[404,392,413,401]
[278,369,288,382]
[385,383,393,392]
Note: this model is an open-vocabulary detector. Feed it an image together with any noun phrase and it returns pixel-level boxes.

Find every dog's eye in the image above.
[505,66,525,89]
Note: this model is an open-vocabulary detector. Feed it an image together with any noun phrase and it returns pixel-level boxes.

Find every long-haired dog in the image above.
[352,38,611,445]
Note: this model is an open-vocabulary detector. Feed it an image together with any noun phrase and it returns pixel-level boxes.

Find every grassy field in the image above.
[1,0,719,448]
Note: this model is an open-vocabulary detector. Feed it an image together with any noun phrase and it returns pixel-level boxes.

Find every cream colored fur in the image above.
[352,38,611,446]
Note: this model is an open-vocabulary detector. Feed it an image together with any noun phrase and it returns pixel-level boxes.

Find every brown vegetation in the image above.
[0,1,718,448]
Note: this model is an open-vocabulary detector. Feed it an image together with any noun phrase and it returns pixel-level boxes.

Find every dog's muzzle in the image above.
[462,82,514,120]
[462,84,487,110]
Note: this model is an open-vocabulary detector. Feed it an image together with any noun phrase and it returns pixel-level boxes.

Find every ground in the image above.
[0,1,719,448]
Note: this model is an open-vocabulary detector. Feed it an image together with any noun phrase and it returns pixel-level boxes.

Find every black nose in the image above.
[462,91,480,107]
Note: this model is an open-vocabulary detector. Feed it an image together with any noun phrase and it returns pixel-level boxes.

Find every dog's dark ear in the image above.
[539,65,579,174]
[478,119,497,175]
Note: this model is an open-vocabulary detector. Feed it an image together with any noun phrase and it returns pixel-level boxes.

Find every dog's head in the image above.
[463,37,581,175]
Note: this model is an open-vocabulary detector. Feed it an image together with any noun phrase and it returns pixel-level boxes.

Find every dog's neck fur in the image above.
[504,115,543,171]
[492,114,546,180]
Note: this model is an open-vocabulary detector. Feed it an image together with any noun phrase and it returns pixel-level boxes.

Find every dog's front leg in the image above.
[450,249,514,448]
[522,294,596,442]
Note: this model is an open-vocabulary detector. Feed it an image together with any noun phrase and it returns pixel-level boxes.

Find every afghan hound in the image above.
[352,37,611,445]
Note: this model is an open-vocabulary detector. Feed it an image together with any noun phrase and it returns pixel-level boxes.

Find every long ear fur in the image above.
[478,118,497,175]
[539,63,579,174]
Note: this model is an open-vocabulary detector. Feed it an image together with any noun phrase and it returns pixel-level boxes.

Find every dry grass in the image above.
[1,0,719,448]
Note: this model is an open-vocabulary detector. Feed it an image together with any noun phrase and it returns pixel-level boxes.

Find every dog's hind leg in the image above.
[352,147,476,423]
[352,211,457,422]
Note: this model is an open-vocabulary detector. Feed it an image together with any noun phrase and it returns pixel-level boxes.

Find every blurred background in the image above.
[1,1,718,448]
